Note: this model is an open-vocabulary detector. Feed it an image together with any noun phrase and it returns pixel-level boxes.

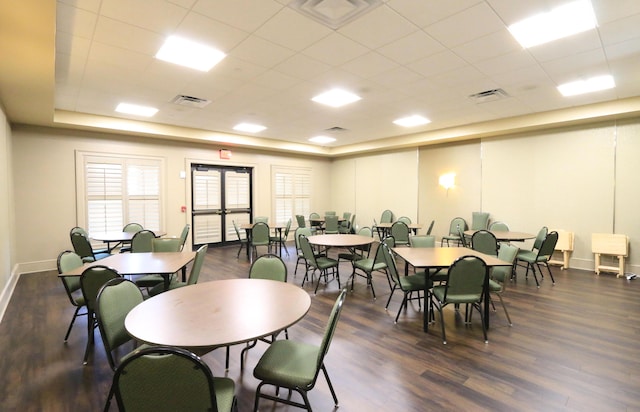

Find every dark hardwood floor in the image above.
[2,242,640,411]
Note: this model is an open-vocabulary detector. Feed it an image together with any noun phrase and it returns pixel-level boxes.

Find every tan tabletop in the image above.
[376,222,422,235]
[60,251,195,289]
[463,230,535,242]
[90,230,166,252]
[392,247,511,331]
[307,234,375,248]
[125,279,311,350]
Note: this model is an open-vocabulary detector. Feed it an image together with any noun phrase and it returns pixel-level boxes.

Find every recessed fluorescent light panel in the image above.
[233,123,267,133]
[312,88,361,108]
[308,136,336,144]
[508,0,597,48]
[115,103,158,117]
[155,35,226,72]
[557,75,615,96]
[393,115,431,127]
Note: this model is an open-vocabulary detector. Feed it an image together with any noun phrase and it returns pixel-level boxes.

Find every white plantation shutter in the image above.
[193,170,221,211]
[225,171,250,209]
[272,166,311,226]
[79,153,164,234]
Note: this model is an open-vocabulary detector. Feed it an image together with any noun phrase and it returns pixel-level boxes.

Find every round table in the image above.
[125,279,311,350]
[306,234,375,248]
[463,230,535,242]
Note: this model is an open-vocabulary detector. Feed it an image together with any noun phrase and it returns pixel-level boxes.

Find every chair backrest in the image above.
[390,221,409,244]
[471,230,498,256]
[70,226,89,238]
[131,229,156,253]
[537,231,559,262]
[448,217,468,235]
[382,235,395,248]
[80,265,120,312]
[255,216,269,223]
[249,253,287,282]
[458,227,469,248]
[299,235,318,267]
[443,255,488,303]
[296,215,306,228]
[325,211,336,216]
[232,220,245,240]
[179,224,190,250]
[471,212,490,230]
[426,220,435,235]
[122,223,143,233]
[57,250,84,299]
[489,221,509,232]
[96,277,145,370]
[70,231,96,261]
[410,235,435,248]
[186,244,208,285]
[342,212,351,221]
[251,222,270,246]
[309,212,320,220]
[110,346,222,412]
[380,209,393,223]
[356,226,373,255]
[397,216,411,224]
[380,243,401,287]
[152,237,182,252]
[282,218,292,240]
[492,244,519,283]
[295,227,312,254]
[533,226,548,250]
[324,215,339,234]
[315,289,347,374]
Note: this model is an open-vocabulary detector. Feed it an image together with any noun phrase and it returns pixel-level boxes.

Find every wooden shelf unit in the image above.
[591,233,628,277]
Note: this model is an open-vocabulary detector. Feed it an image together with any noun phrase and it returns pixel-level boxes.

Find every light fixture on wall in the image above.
[439,173,456,194]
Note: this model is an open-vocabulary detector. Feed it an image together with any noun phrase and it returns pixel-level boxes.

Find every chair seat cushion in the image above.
[135,274,165,287]
[253,340,320,389]
[432,286,481,303]
[399,274,429,291]
[488,279,502,292]
[516,250,537,263]
[315,257,338,270]
[212,377,237,412]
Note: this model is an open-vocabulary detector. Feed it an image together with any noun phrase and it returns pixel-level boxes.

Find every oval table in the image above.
[306,234,375,249]
[125,279,311,352]
[463,230,535,242]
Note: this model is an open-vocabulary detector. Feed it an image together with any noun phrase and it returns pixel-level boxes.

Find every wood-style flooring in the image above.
[1,242,640,411]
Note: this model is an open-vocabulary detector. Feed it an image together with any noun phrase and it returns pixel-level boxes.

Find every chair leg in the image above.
[542,262,556,284]
[394,295,408,323]
[240,340,258,370]
[385,285,397,310]
[64,306,84,342]
[321,364,339,407]
[496,293,512,326]
[476,303,488,343]
[83,311,95,365]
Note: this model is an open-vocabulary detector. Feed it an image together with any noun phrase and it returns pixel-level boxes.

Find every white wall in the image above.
[11,126,331,270]
[0,105,16,319]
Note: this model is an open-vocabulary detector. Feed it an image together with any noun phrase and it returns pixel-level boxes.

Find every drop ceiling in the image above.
[2,0,640,156]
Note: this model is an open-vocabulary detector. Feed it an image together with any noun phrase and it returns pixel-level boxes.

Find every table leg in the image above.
[245,229,252,260]
[483,273,490,330]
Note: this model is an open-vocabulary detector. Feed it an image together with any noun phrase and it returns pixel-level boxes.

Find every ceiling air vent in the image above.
[289,0,384,30]
[468,88,509,104]
[170,94,211,108]
[325,126,348,132]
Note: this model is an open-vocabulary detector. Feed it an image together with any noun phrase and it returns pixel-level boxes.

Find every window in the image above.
[77,152,164,234]
[272,166,311,226]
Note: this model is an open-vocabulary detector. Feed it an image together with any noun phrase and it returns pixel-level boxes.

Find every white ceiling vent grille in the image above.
[288,0,384,30]
[468,88,509,104]
[170,95,211,108]
[325,126,348,132]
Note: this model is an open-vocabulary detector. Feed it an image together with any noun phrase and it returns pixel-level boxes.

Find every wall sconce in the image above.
[439,173,456,193]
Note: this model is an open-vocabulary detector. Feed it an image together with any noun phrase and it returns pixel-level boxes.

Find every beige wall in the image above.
[0,105,16,316]
[11,126,332,271]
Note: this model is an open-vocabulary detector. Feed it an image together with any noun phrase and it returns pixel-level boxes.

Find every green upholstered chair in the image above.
[294,227,312,277]
[296,214,306,228]
[516,226,548,267]
[250,222,271,261]
[390,221,410,246]
[95,278,149,371]
[515,231,558,288]
[308,212,322,233]
[178,223,190,250]
[119,222,143,253]
[337,226,372,268]
[80,265,120,365]
[324,211,336,216]
[239,254,289,369]
[57,250,87,342]
[132,230,165,290]
[70,226,109,255]
[339,213,355,234]
[324,215,339,234]
[299,234,340,294]
[488,221,509,232]
[255,216,269,223]
[471,212,490,230]
[349,240,386,300]
[441,217,468,246]
[374,209,394,239]
[70,231,111,263]
[270,218,291,256]
[409,235,435,248]
[151,237,182,252]
[426,220,435,235]
[107,346,237,412]
[397,216,411,224]
[148,245,208,297]
[488,244,519,326]
[130,229,155,253]
[253,289,346,412]
[232,220,248,258]
[431,255,489,344]
[381,243,429,323]
[471,230,498,256]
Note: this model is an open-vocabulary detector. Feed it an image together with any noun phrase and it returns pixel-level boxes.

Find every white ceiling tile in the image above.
[193,0,283,32]
[58,0,102,13]
[338,5,418,49]
[526,29,603,62]
[302,33,370,67]
[100,0,188,33]
[408,50,467,77]
[254,7,333,51]
[598,14,640,46]
[230,36,296,69]
[93,17,164,56]
[425,2,505,48]
[340,52,399,79]
[591,0,640,25]
[273,54,332,80]
[56,2,98,38]
[369,66,423,88]
[474,49,539,77]
[541,48,609,84]
[173,12,249,52]
[453,29,522,64]
[376,30,445,65]
[387,0,483,28]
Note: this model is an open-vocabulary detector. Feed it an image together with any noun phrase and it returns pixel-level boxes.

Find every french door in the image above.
[191,164,253,247]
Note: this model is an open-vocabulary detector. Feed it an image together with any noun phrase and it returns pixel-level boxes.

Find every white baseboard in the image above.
[0,259,57,323]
